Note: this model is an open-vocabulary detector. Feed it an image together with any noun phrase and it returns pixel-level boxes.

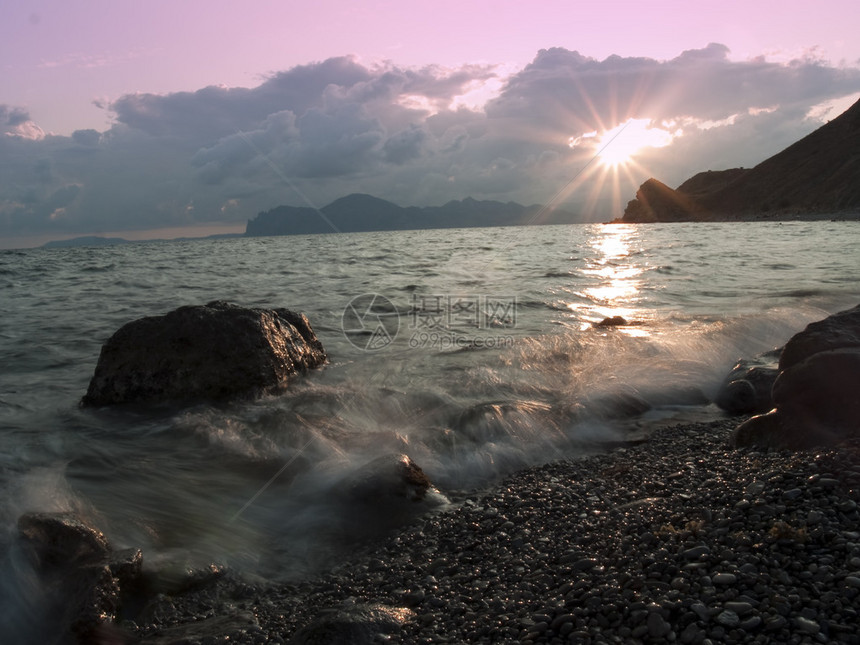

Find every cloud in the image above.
[1,105,45,140]
[2,45,860,242]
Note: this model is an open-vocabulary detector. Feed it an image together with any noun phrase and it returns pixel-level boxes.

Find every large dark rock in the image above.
[18,512,111,570]
[732,305,860,449]
[17,512,142,643]
[82,301,327,406]
[779,303,860,370]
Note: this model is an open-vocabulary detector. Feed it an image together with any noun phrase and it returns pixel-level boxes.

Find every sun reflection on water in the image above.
[564,224,650,336]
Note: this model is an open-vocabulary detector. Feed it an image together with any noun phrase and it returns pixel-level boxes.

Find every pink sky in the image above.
[3,0,859,135]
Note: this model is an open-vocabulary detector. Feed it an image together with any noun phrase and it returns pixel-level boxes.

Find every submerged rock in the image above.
[18,512,111,570]
[327,454,446,542]
[344,453,433,505]
[714,348,781,414]
[593,315,628,328]
[17,512,142,643]
[82,301,327,406]
[290,602,415,645]
[732,304,860,449]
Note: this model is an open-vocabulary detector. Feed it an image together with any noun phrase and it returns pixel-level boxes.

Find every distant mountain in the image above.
[245,194,576,236]
[41,233,242,249]
[621,98,860,222]
[41,236,134,248]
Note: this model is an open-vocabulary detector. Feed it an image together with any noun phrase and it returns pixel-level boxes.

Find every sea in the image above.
[1,221,859,640]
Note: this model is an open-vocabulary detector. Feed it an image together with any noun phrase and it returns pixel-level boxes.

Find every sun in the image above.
[595,118,675,168]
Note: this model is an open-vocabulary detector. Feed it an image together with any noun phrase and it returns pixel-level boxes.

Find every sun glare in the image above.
[595,118,675,168]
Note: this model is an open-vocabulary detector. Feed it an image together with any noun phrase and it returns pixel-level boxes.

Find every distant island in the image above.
[41,196,578,248]
[620,97,860,222]
[41,233,242,249]
[245,194,576,236]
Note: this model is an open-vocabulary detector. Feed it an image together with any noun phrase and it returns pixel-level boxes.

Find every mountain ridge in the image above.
[620,98,860,222]
[244,193,577,236]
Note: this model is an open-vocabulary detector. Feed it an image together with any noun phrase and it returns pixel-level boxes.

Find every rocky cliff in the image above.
[621,98,860,222]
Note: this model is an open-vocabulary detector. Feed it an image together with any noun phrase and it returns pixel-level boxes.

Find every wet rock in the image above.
[344,453,433,504]
[18,512,111,569]
[771,349,860,442]
[289,602,415,645]
[82,300,327,406]
[17,512,141,643]
[714,348,781,414]
[584,384,652,420]
[333,454,446,539]
[593,315,628,328]
[779,303,860,370]
[732,304,860,449]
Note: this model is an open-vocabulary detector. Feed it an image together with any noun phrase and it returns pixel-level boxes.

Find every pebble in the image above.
[723,601,752,615]
[712,573,737,585]
[647,611,672,638]
[715,610,739,628]
[682,545,711,560]
[794,616,820,634]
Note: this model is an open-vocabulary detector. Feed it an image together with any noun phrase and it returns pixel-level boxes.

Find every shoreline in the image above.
[608,211,860,224]
[133,418,860,644]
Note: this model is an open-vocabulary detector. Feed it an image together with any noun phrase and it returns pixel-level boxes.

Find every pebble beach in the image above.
[133,418,860,644]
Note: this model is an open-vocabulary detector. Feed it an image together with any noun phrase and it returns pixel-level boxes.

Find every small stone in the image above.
[794,616,819,634]
[746,481,765,496]
[648,611,671,638]
[765,615,788,631]
[403,589,425,606]
[712,573,737,585]
[782,488,802,501]
[690,603,710,622]
[572,558,597,572]
[682,546,710,561]
[716,610,739,628]
[806,510,824,524]
[549,614,575,630]
[844,576,860,588]
[740,616,762,631]
[723,601,752,615]
[680,621,704,644]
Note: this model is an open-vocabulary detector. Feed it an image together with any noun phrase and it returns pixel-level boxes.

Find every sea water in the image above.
[1,221,859,638]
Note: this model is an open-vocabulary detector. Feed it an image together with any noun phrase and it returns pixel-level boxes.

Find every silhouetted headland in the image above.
[619,98,860,222]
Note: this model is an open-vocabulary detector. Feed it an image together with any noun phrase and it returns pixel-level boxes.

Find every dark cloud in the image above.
[383,124,427,164]
[71,129,101,146]
[2,46,860,241]
[2,105,31,127]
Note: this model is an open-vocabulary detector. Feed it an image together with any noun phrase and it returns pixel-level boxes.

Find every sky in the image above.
[2,0,860,248]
